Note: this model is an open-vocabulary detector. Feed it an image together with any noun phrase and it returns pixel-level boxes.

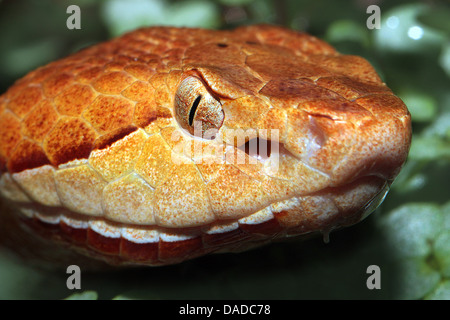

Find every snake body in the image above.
[0,25,411,267]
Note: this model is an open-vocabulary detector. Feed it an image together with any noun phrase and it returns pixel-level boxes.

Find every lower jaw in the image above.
[1,175,389,267]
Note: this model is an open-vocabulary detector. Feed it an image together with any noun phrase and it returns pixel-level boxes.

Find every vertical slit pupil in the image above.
[189,95,202,126]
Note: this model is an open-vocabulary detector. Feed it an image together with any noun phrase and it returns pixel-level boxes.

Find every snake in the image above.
[0,25,411,267]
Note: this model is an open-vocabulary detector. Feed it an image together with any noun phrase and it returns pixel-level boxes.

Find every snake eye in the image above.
[175,76,224,139]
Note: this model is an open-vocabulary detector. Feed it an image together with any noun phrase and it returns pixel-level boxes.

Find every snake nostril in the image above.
[238,137,294,162]
[239,137,272,160]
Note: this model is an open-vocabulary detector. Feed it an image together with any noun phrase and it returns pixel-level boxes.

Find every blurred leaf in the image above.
[0,250,44,299]
[169,1,220,28]
[217,0,255,6]
[433,231,450,278]
[101,0,220,36]
[246,0,277,25]
[422,111,450,138]
[101,0,166,36]
[374,4,446,53]
[112,288,160,300]
[425,280,450,300]
[393,171,427,193]
[439,41,450,78]
[417,7,450,35]
[112,295,133,300]
[408,136,450,161]
[442,201,450,229]
[325,20,370,47]
[399,90,437,122]
[378,201,450,299]
[1,39,60,77]
[394,258,441,300]
[379,203,442,259]
[65,291,98,300]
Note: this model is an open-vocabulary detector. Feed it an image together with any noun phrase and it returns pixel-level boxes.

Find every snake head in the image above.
[171,25,411,237]
[0,25,411,266]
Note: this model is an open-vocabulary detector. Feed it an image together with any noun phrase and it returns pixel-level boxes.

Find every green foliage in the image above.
[378,202,450,299]
[373,4,446,53]
[101,0,220,36]
[65,291,98,300]
[0,0,449,300]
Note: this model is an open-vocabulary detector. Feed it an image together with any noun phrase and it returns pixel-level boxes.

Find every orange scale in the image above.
[202,228,248,248]
[42,73,75,98]
[59,221,88,244]
[87,228,121,255]
[92,71,134,95]
[76,66,104,84]
[238,217,283,236]
[7,85,43,118]
[120,240,159,264]
[158,236,203,263]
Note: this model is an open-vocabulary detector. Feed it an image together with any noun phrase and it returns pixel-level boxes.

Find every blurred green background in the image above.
[0,0,449,300]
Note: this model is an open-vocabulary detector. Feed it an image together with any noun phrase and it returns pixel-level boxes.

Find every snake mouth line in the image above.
[9,172,388,266]
[17,200,286,266]
[16,173,388,243]
[18,200,279,243]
